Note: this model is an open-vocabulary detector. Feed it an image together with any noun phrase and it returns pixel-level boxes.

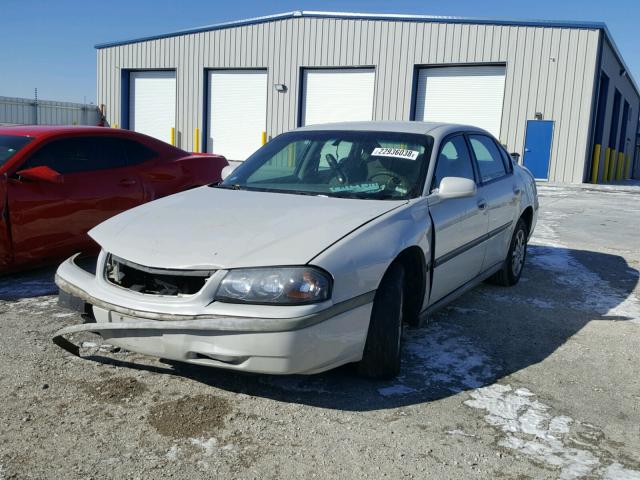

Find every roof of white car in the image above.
[296,121,489,138]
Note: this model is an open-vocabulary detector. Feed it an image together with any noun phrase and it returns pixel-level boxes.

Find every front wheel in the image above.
[489,218,528,287]
[356,263,405,379]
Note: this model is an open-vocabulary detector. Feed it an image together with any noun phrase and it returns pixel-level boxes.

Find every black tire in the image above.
[356,263,405,379]
[489,218,528,287]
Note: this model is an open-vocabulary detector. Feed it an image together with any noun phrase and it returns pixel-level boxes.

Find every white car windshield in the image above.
[219,130,433,200]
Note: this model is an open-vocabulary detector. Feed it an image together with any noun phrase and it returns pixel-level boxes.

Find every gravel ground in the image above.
[0,184,639,480]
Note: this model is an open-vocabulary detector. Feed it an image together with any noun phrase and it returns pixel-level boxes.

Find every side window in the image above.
[23,138,92,174]
[88,137,128,170]
[432,135,475,191]
[22,137,127,174]
[469,135,507,182]
[498,145,514,173]
[122,139,157,165]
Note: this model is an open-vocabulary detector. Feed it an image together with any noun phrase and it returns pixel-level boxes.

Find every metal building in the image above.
[95,11,640,183]
[0,96,102,127]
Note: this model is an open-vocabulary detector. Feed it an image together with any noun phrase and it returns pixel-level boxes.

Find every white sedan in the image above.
[53,121,538,379]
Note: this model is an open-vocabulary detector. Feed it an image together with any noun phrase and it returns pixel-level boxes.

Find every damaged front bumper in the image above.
[53,253,373,374]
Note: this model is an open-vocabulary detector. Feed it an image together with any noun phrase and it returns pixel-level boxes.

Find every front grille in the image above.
[104,254,214,296]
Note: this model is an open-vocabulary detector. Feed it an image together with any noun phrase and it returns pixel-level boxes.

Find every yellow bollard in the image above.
[616,151,625,181]
[170,127,175,146]
[590,144,601,184]
[287,143,294,167]
[113,123,119,129]
[262,131,267,145]
[625,154,632,179]
[603,148,611,182]
[608,149,617,182]
[194,128,200,153]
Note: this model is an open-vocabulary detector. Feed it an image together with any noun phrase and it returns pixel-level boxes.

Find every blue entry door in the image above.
[523,120,554,180]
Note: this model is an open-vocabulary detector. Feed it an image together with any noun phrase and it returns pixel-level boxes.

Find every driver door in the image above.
[428,134,489,304]
[8,136,144,266]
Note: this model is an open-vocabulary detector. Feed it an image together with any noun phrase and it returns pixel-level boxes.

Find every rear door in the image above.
[8,136,144,265]
[428,134,489,303]
[467,134,518,271]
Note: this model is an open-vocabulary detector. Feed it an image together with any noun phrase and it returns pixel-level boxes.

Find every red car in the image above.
[0,126,227,273]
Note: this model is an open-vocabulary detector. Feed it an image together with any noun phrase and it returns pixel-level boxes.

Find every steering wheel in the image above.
[325,153,347,184]
[368,172,406,191]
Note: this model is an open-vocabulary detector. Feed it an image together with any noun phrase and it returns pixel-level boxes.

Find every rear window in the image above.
[0,135,33,167]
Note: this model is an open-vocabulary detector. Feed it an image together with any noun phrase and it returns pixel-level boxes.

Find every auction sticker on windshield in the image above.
[371,147,419,160]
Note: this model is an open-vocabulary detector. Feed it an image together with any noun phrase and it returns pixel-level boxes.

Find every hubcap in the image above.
[511,229,526,276]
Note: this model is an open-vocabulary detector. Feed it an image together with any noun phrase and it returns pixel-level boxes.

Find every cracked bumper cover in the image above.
[53,255,374,374]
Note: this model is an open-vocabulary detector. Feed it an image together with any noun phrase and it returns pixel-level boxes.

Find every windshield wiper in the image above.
[211,183,244,190]
[328,190,399,200]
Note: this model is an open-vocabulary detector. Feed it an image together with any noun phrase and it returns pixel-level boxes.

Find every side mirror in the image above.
[510,152,521,165]
[16,166,63,184]
[437,177,477,199]
[220,164,236,181]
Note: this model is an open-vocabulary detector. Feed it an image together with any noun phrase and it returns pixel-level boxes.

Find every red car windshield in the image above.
[0,135,33,167]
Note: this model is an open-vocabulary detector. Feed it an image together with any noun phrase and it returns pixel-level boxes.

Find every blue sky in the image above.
[1,0,638,103]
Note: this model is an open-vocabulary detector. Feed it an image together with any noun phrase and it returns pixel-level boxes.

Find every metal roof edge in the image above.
[94,10,608,49]
[93,10,637,97]
[94,11,303,49]
[599,25,639,98]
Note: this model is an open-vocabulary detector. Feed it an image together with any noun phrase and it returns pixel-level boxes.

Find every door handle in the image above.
[119,179,137,186]
[477,199,487,210]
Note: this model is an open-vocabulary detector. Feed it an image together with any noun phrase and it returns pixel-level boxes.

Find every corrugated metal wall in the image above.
[590,40,640,181]
[97,17,603,182]
[0,96,102,126]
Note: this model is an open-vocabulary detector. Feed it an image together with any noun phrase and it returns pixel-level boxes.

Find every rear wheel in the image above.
[489,218,528,286]
[356,263,405,379]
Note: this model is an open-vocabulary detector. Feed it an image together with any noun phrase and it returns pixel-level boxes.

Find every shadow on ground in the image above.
[22,245,640,410]
[0,257,96,301]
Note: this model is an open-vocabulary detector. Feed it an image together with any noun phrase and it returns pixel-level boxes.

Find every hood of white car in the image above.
[89,187,406,269]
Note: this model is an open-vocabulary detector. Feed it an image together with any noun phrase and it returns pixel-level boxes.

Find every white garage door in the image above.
[129,71,176,144]
[208,70,267,161]
[415,66,506,138]
[302,69,375,126]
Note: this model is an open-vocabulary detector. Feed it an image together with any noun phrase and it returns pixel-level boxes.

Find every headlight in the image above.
[215,267,332,305]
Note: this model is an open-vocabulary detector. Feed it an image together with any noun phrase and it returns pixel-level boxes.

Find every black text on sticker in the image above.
[371,147,419,160]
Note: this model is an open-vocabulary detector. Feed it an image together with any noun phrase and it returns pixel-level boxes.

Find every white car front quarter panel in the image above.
[313,197,432,307]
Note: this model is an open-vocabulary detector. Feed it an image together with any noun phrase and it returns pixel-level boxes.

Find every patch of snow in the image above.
[602,463,640,480]
[528,210,640,324]
[465,384,640,479]
[165,445,181,461]
[190,437,218,456]
[448,306,487,315]
[377,385,417,396]
[529,298,555,309]
[54,312,75,318]
[376,323,499,397]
